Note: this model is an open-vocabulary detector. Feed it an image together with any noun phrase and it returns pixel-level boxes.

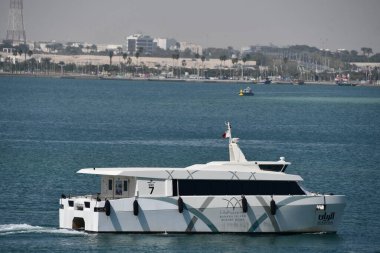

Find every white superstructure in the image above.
[59,123,346,233]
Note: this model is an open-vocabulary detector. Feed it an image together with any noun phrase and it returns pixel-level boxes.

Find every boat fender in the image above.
[133,199,139,216]
[178,197,184,213]
[105,200,111,216]
[270,198,276,215]
[241,196,248,213]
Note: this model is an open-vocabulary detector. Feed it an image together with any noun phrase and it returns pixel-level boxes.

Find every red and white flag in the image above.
[222,129,231,139]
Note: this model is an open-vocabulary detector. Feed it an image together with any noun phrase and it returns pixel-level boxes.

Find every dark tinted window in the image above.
[259,164,287,172]
[174,180,304,196]
[108,179,113,190]
[172,179,178,196]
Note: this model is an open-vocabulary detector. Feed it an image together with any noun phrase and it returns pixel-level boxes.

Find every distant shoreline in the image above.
[1,72,379,87]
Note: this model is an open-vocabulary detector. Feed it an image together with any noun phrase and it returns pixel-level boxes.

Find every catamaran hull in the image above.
[59,195,345,233]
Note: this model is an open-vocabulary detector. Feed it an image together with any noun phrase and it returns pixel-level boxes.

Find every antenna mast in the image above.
[6,0,26,45]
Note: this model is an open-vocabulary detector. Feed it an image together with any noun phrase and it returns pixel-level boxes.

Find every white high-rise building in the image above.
[126,34,156,55]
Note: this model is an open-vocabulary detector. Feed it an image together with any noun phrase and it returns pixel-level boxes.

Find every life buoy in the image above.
[242,196,248,213]
[178,197,184,213]
[133,199,139,216]
[105,200,111,216]
[270,199,276,215]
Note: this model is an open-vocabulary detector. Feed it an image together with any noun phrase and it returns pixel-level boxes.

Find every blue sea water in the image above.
[0,76,379,252]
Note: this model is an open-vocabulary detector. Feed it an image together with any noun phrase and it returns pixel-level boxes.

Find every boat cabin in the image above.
[92,164,305,200]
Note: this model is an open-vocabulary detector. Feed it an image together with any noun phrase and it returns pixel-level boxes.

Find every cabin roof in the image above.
[77,162,303,181]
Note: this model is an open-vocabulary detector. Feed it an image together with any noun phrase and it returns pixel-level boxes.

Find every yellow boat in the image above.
[239,87,254,96]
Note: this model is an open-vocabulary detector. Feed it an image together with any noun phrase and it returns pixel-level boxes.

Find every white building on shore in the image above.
[96,44,122,53]
[179,41,202,55]
[126,34,156,55]
[154,38,178,50]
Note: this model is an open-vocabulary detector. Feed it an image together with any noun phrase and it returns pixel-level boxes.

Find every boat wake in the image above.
[0,224,86,236]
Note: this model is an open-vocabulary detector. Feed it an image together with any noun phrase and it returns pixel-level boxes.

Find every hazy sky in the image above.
[1,0,380,53]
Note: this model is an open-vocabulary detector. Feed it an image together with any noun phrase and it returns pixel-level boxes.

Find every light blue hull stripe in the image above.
[248,196,310,232]
[140,196,310,233]
[149,197,218,232]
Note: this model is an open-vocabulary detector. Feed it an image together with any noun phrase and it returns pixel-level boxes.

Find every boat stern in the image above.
[59,195,102,232]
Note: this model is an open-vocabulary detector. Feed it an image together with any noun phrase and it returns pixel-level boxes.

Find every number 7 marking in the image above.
[149,186,154,194]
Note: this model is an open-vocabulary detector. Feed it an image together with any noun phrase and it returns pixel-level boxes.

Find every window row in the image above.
[172,179,305,196]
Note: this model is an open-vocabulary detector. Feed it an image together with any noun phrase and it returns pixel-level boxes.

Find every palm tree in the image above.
[108,50,114,66]
[181,59,187,78]
[41,57,52,75]
[12,50,18,73]
[361,47,367,57]
[126,57,132,74]
[18,48,24,73]
[175,42,181,51]
[219,55,227,78]
[91,44,97,53]
[367,48,373,57]
[171,54,175,77]
[219,56,223,78]
[27,50,33,72]
[135,52,140,64]
[16,44,26,63]
[171,53,177,72]
[242,57,247,79]
[231,57,238,79]
[241,54,250,79]
[361,47,373,59]
[127,57,132,65]
[201,55,206,78]
[122,53,128,61]
[222,55,227,65]
[194,53,200,78]
[58,61,65,76]
[135,51,141,76]
[171,52,180,78]
[122,53,128,75]
[29,58,37,74]
[282,56,289,79]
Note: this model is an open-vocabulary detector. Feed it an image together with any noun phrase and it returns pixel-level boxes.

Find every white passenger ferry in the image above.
[59,123,346,233]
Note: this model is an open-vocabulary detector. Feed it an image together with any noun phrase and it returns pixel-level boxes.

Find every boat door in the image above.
[102,176,115,198]
[101,176,130,198]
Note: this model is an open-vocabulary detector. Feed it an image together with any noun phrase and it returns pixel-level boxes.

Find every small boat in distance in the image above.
[337,81,357,86]
[293,79,305,85]
[239,87,254,96]
[59,122,346,233]
[335,74,356,86]
[261,77,272,84]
